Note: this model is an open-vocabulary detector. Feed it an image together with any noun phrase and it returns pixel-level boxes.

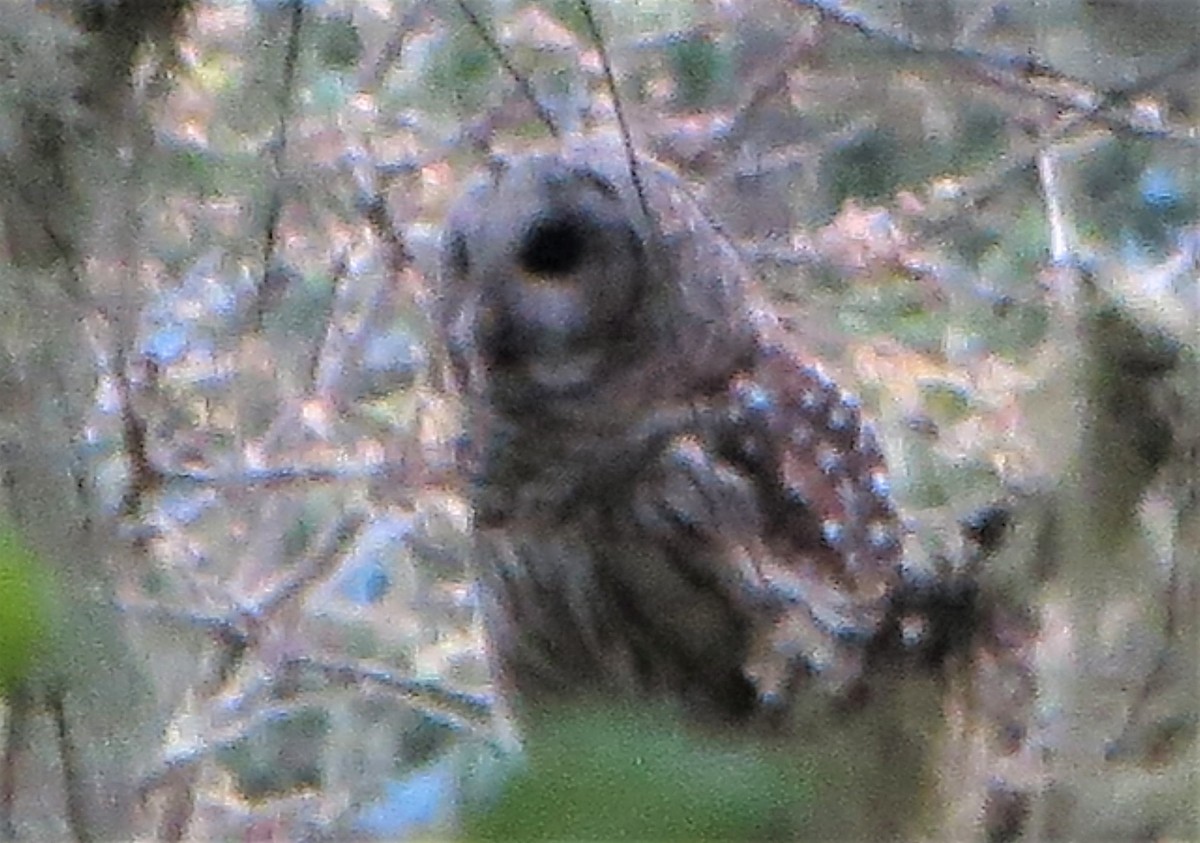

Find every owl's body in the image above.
[440,138,904,725]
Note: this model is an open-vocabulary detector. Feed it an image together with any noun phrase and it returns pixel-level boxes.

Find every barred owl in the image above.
[438,137,906,726]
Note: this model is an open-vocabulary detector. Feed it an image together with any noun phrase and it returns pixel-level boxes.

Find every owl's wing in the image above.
[728,342,904,703]
[624,339,904,712]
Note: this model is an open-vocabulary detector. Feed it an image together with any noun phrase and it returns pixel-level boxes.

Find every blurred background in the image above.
[0,0,1195,839]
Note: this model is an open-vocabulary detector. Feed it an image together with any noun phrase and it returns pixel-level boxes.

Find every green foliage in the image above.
[965,295,1049,360]
[979,203,1051,289]
[907,449,1000,510]
[1080,139,1149,208]
[282,511,319,561]
[397,708,458,769]
[158,145,229,200]
[821,129,904,210]
[814,99,1009,221]
[217,706,331,800]
[466,705,812,841]
[545,0,692,42]
[918,379,973,425]
[1077,300,1181,542]
[1079,139,1199,254]
[0,518,58,694]
[666,32,732,111]
[420,17,500,116]
[545,0,590,38]
[839,284,949,354]
[342,622,381,661]
[948,105,1009,171]
[314,14,362,71]
[261,267,338,347]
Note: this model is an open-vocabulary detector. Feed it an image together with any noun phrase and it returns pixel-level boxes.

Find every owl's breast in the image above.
[475,449,766,722]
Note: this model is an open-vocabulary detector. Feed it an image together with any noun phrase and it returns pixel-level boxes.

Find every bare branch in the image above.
[282,656,494,729]
[251,0,306,332]
[788,0,1200,146]
[250,511,367,622]
[1036,148,1073,265]
[138,658,496,805]
[158,461,420,491]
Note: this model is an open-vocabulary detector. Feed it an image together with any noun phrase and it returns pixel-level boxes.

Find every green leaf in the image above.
[0,519,58,694]
[466,704,812,841]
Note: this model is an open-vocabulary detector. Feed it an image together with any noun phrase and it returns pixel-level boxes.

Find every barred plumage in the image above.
[439,138,905,724]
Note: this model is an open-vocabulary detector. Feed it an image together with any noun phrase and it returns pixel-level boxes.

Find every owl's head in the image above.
[440,138,760,419]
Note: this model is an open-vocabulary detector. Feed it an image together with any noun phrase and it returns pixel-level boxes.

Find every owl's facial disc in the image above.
[486,203,647,399]
[443,155,659,405]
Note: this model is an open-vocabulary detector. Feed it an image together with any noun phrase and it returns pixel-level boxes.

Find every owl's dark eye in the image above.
[518,216,587,277]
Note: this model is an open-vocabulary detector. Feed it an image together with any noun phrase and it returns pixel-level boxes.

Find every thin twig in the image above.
[361,0,432,93]
[115,360,160,518]
[452,0,560,138]
[49,689,91,843]
[138,659,497,802]
[357,174,413,274]
[714,32,816,157]
[1107,44,1200,102]
[136,513,364,836]
[284,656,494,728]
[789,0,1200,147]
[0,689,30,841]
[576,0,651,220]
[252,0,306,331]
[158,461,420,491]
[306,248,351,398]
[794,0,1103,92]
[0,158,88,305]
[250,511,366,621]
